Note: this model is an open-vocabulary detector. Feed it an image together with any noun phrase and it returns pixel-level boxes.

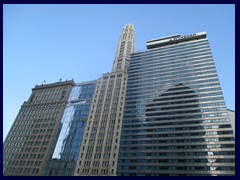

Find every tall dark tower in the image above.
[117,32,235,176]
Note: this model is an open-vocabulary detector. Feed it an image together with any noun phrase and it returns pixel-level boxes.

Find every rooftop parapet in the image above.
[147,31,206,49]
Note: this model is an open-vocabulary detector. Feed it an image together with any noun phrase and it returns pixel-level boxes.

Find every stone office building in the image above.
[3,80,75,176]
[74,23,135,176]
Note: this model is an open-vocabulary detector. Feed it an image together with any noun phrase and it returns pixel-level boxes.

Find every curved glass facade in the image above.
[44,81,96,176]
[117,36,235,176]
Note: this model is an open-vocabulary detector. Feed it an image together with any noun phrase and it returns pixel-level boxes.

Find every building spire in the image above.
[112,23,135,72]
[124,22,134,30]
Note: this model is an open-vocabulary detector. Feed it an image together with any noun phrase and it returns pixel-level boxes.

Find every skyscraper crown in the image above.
[112,23,135,72]
[124,23,134,30]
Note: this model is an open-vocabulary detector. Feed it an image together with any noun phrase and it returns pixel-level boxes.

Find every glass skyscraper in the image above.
[44,81,96,176]
[227,109,235,138]
[117,32,235,176]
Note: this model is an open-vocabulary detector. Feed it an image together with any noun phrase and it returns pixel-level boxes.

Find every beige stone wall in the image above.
[3,81,75,176]
[74,71,127,176]
[74,23,135,176]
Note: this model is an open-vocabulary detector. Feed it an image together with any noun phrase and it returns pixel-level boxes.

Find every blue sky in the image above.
[3,4,235,141]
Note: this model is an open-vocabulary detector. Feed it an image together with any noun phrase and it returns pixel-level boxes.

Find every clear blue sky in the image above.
[3,4,235,141]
